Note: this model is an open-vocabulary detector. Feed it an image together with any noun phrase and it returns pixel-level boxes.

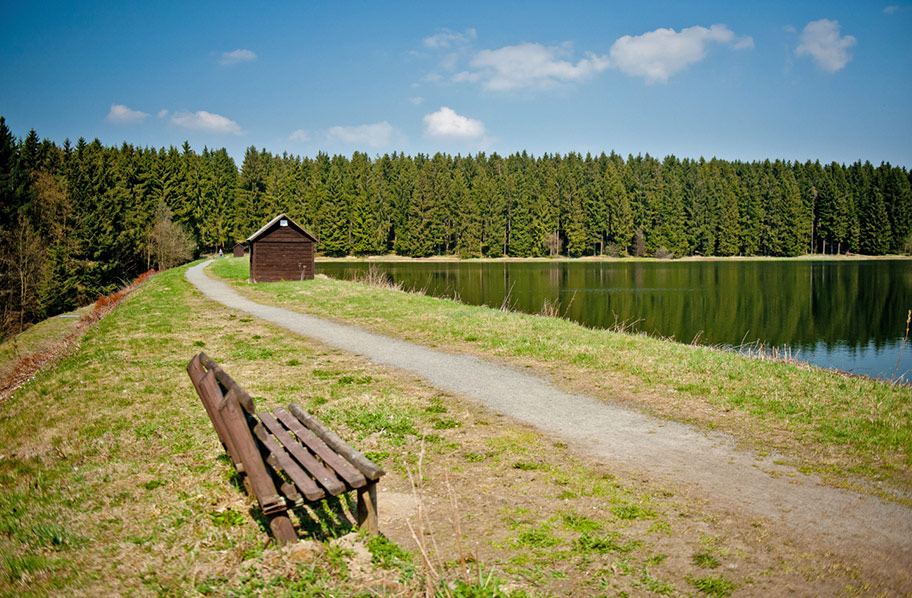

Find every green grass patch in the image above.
[692,552,720,569]
[514,525,561,549]
[574,532,640,555]
[687,574,736,596]
[365,533,415,580]
[0,305,93,380]
[561,513,601,533]
[209,508,246,527]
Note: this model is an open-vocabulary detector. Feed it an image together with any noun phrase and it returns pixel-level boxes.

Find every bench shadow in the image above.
[291,493,357,540]
[248,492,359,543]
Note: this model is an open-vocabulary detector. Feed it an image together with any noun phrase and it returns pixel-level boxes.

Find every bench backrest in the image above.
[186,352,385,515]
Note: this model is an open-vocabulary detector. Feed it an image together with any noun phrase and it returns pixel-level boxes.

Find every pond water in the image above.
[317,259,912,382]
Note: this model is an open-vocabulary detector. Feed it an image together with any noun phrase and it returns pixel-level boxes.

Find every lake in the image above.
[317,259,912,382]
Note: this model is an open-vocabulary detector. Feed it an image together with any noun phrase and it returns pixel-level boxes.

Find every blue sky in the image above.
[2,1,910,166]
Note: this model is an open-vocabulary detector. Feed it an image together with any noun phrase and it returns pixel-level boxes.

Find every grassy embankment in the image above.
[0,306,92,383]
[211,257,912,500]
[0,261,905,596]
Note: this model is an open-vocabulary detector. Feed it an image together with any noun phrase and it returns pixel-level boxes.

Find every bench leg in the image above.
[356,482,378,534]
[269,512,297,545]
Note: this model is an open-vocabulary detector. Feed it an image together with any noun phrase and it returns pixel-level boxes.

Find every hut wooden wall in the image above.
[250,226,315,282]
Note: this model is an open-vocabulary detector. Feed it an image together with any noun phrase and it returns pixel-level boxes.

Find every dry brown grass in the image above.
[351,265,405,291]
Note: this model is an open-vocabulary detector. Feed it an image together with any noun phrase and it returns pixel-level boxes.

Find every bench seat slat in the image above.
[258,411,347,496]
[252,422,325,501]
[288,403,385,481]
[274,407,367,489]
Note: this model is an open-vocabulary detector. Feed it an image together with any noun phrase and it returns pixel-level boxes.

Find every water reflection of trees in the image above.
[319,260,911,354]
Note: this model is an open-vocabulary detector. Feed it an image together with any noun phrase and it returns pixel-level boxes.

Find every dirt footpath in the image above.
[186,261,912,584]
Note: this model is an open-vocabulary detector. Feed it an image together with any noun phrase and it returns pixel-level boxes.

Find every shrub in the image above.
[654,246,674,259]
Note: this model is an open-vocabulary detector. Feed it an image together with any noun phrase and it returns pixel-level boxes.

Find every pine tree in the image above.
[714,164,741,256]
[319,155,352,255]
[475,155,506,256]
[348,152,379,254]
[881,165,912,253]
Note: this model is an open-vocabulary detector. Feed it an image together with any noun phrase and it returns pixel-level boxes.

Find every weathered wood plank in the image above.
[187,355,243,471]
[197,369,244,472]
[269,514,297,546]
[258,411,346,495]
[357,481,378,534]
[251,420,325,502]
[218,387,286,515]
[287,403,385,481]
[278,481,303,506]
[274,407,367,489]
[198,353,255,414]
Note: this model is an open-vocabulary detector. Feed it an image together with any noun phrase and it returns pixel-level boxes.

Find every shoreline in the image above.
[314,253,912,263]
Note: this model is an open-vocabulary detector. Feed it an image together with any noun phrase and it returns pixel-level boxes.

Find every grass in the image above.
[209,257,912,497]
[687,574,737,596]
[0,260,901,595]
[0,305,93,382]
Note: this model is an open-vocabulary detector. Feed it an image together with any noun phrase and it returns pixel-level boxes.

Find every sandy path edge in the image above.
[186,261,911,572]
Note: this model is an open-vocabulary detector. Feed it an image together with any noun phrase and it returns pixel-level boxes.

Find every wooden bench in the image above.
[186,352,384,545]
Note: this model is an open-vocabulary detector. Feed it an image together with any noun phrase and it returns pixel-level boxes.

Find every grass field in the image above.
[0,262,906,596]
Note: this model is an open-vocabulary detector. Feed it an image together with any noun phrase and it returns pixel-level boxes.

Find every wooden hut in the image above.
[232,243,246,258]
[247,214,318,283]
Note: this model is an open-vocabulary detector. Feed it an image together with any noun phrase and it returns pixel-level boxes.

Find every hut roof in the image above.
[247,213,318,243]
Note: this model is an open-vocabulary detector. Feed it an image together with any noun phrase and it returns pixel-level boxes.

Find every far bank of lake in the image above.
[317,258,912,382]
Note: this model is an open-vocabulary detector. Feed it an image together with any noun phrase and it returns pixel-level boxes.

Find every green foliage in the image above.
[514,525,561,549]
[210,508,247,527]
[3,552,53,583]
[331,403,418,442]
[687,574,736,596]
[510,461,543,471]
[433,418,460,430]
[612,504,655,520]
[439,575,529,598]
[574,532,640,554]
[561,513,601,533]
[692,552,720,569]
[365,533,415,579]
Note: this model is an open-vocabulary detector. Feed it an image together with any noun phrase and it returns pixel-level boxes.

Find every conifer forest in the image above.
[1,116,910,335]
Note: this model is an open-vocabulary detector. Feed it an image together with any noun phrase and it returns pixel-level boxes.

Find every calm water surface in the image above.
[318,260,912,382]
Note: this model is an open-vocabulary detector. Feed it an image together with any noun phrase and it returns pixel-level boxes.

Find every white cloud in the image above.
[288,129,310,142]
[795,19,856,72]
[106,103,150,124]
[884,5,901,14]
[468,43,611,91]
[220,49,257,65]
[423,28,477,49]
[156,109,169,119]
[423,107,486,139]
[409,96,424,105]
[430,25,752,91]
[609,24,753,83]
[327,122,399,148]
[171,110,243,135]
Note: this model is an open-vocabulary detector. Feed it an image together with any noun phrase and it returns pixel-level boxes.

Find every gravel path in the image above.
[187,261,911,571]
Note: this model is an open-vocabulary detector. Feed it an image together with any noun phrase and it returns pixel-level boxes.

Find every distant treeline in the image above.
[1,116,910,333]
